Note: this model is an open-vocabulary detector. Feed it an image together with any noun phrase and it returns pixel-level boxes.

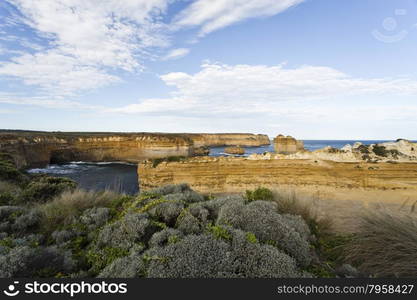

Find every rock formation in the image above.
[138,156,417,194]
[193,146,210,156]
[224,146,245,155]
[185,133,270,147]
[0,131,194,168]
[273,135,304,154]
[139,139,417,197]
[0,131,271,168]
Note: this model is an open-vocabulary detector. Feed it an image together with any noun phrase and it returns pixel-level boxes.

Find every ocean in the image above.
[27,140,406,194]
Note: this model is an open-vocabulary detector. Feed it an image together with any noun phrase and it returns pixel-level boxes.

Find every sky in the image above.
[0,0,417,139]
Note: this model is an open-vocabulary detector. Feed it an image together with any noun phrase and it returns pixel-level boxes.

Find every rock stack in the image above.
[273,135,304,154]
[224,146,245,155]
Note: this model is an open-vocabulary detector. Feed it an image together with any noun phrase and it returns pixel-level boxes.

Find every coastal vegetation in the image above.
[0,155,416,278]
[151,156,187,168]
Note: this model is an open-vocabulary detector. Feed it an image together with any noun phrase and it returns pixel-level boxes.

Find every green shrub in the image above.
[152,156,186,168]
[372,145,388,157]
[86,247,129,275]
[0,153,23,182]
[0,192,15,205]
[206,224,231,241]
[357,145,370,154]
[245,187,274,203]
[0,181,22,205]
[327,147,344,153]
[0,183,349,278]
[246,232,258,244]
[21,176,77,204]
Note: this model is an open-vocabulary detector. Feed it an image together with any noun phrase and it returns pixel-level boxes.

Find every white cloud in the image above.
[174,0,304,36]
[111,63,417,115]
[162,48,190,60]
[0,51,120,96]
[0,0,306,99]
[0,92,100,110]
[8,0,171,69]
[0,0,172,96]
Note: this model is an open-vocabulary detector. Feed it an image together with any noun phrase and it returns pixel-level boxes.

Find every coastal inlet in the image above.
[26,140,393,194]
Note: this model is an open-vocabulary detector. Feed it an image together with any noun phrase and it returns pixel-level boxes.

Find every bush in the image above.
[95,213,158,250]
[86,247,129,275]
[145,234,231,278]
[216,198,313,267]
[345,209,417,277]
[151,156,186,168]
[147,183,191,196]
[98,252,145,278]
[372,145,388,157]
[20,176,77,204]
[11,209,42,233]
[0,181,22,205]
[175,210,203,235]
[0,245,75,277]
[0,183,340,278]
[357,145,370,154]
[226,229,305,278]
[149,228,183,248]
[147,201,185,227]
[245,187,274,203]
[145,231,306,278]
[0,153,23,182]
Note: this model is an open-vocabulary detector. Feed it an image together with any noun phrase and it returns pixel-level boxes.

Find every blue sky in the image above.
[0,0,417,139]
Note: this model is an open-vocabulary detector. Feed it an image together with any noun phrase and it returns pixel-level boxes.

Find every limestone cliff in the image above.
[185,133,270,147]
[138,156,417,194]
[0,131,194,168]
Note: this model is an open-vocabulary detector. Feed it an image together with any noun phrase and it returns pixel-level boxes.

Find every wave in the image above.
[68,161,137,166]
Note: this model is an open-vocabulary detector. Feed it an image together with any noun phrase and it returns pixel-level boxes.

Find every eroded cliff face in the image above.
[185,133,270,147]
[0,131,194,168]
[138,156,417,194]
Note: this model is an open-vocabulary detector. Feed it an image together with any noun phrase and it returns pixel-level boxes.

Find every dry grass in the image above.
[39,189,121,230]
[272,190,332,237]
[0,180,21,194]
[345,208,417,277]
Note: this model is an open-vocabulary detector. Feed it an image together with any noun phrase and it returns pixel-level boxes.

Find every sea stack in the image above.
[273,135,304,154]
[224,146,245,155]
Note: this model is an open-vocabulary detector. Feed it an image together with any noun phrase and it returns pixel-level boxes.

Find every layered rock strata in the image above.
[138,156,417,194]
[224,146,245,155]
[0,131,194,168]
[274,135,304,154]
[186,133,270,147]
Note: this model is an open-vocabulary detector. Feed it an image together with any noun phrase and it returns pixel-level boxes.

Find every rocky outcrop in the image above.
[274,135,304,154]
[0,131,272,168]
[247,139,417,163]
[193,146,210,156]
[185,133,270,147]
[224,146,245,155]
[0,131,194,168]
[138,156,417,194]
